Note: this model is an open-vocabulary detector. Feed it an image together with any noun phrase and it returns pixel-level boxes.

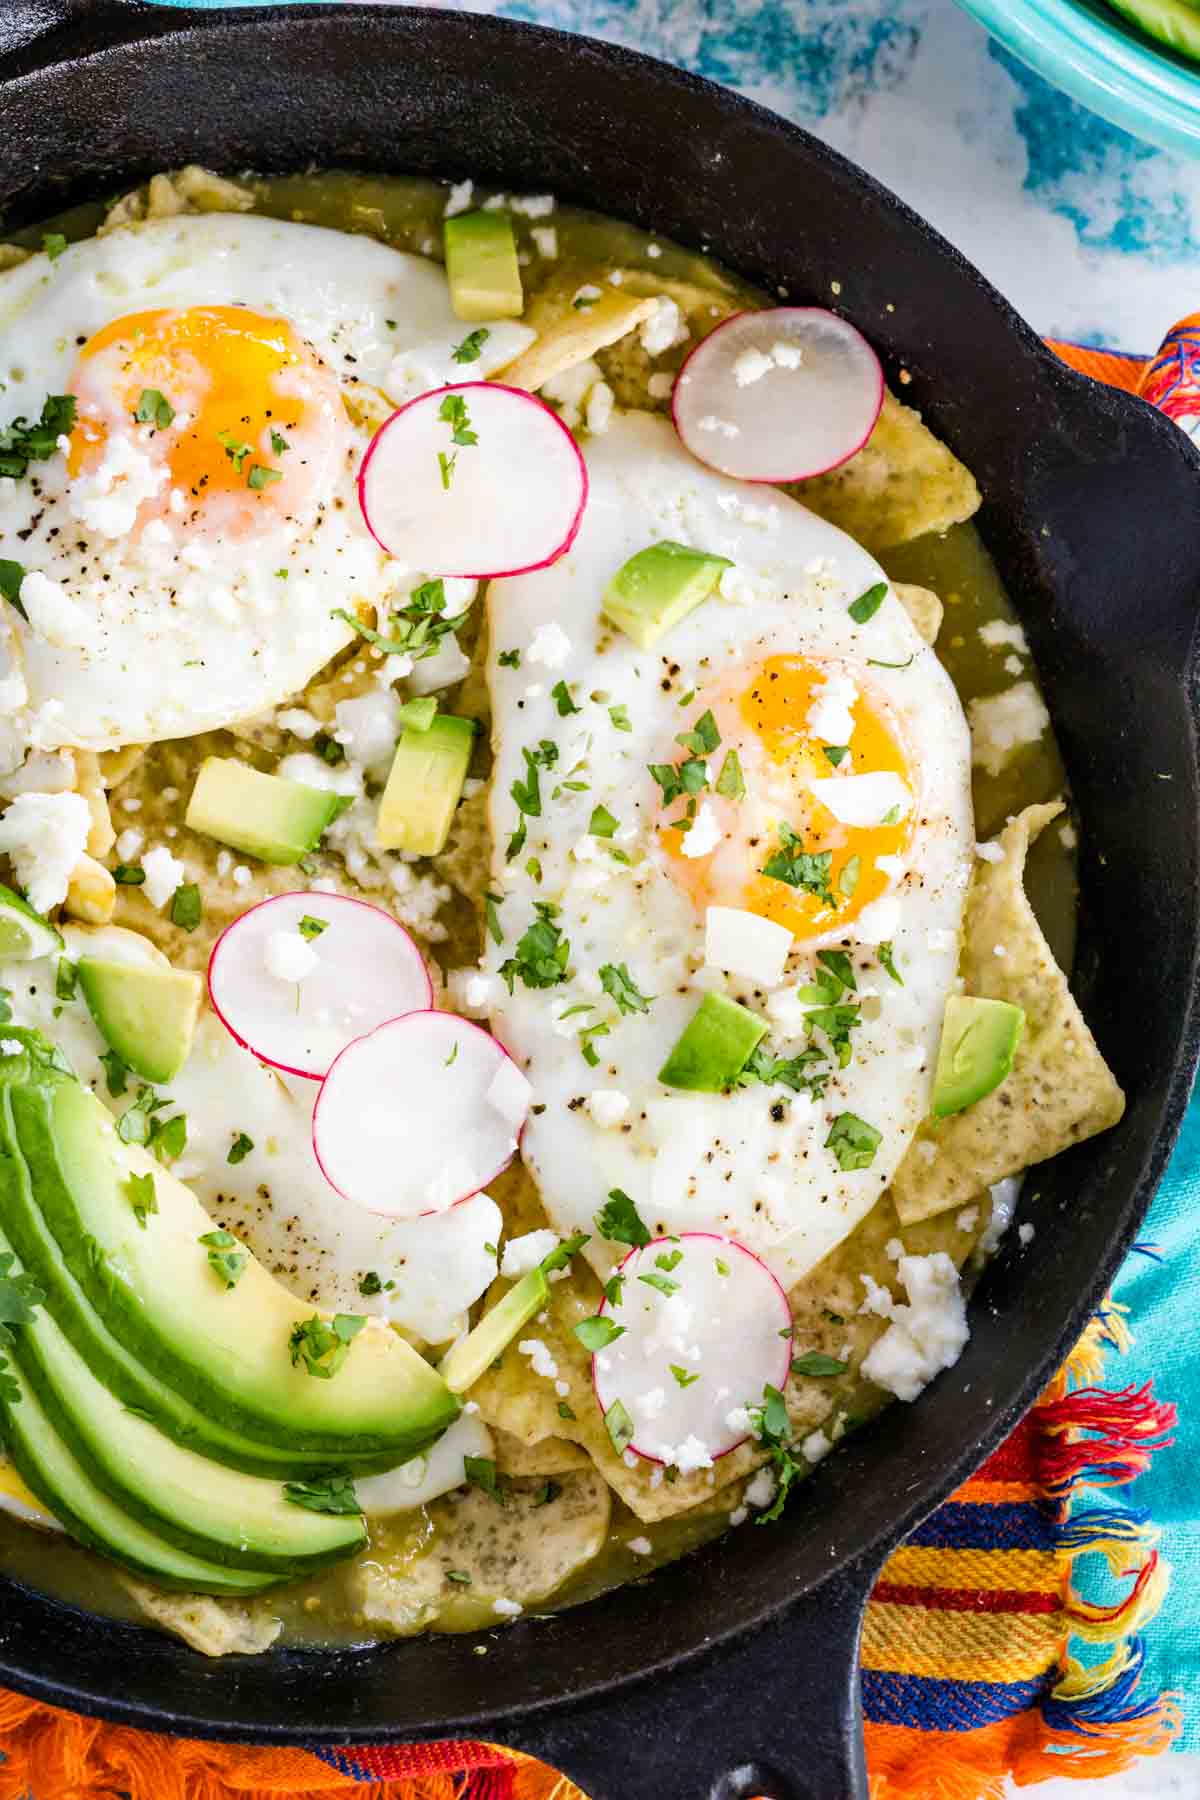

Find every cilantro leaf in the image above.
[551,679,580,716]
[791,1352,848,1378]
[199,1228,247,1290]
[463,1455,504,1503]
[541,1231,589,1273]
[0,394,77,481]
[715,749,746,800]
[675,709,720,755]
[288,1313,366,1380]
[604,1399,634,1455]
[284,1472,362,1515]
[123,1170,157,1229]
[878,941,903,985]
[595,1189,650,1249]
[608,704,632,733]
[135,388,174,430]
[575,1315,626,1350]
[0,560,26,618]
[170,883,202,932]
[825,1111,882,1171]
[499,902,570,993]
[762,825,834,906]
[227,1131,254,1165]
[670,1364,700,1388]
[452,328,491,364]
[599,962,652,1016]
[99,1048,128,1096]
[822,745,849,767]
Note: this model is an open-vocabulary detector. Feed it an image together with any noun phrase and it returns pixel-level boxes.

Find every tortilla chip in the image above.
[492,1426,590,1476]
[357,1470,610,1630]
[894,582,942,646]
[120,1579,282,1657]
[892,802,1125,1225]
[73,749,115,859]
[100,166,254,235]
[496,285,658,393]
[797,392,980,553]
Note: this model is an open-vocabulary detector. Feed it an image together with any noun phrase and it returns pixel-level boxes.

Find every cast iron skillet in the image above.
[1,5,1199,1796]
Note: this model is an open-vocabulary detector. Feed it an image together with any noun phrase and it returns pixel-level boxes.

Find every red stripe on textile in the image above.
[972,1413,1041,1484]
[872,1583,1061,1617]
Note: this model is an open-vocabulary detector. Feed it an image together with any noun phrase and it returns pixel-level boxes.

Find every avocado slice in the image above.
[439,1267,549,1394]
[931,995,1025,1118]
[0,881,62,962]
[658,992,768,1091]
[0,1083,400,1479]
[10,1251,365,1576]
[77,958,202,1085]
[377,714,476,857]
[1,1044,459,1463]
[602,541,732,650]
[185,756,347,864]
[1106,0,1200,61]
[0,1358,279,1595]
[443,211,523,321]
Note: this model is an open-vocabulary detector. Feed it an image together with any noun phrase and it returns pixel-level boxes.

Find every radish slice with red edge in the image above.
[590,1233,792,1467]
[207,892,432,1081]
[358,382,588,578]
[672,307,884,483]
[313,1010,529,1219]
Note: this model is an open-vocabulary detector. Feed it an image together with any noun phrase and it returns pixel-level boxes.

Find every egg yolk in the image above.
[67,305,343,532]
[660,654,914,944]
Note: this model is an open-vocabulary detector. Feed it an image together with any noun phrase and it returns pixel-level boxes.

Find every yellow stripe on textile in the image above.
[882,1546,1059,1595]
[861,1603,1063,1683]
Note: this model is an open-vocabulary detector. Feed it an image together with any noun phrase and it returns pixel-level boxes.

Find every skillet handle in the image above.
[490,1564,875,1800]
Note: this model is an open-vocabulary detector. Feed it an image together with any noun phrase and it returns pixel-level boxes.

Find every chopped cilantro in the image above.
[124,1170,157,1229]
[217,430,252,472]
[738,1041,828,1097]
[463,1455,504,1503]
[499,901,569,992]
[599,961,652,1016]
[452,327,491,364]
[0,394,77,481]
[0,561,26,618]
[270,430,289,455]
[498,648,521,669]
[605,1399,635,1455]
[0,1250,44,1407]
[589,803,618,839]
[289,1313,366,1380]
[298,915,327,941]
[148,1111,187,1165]
[602,1272,626,1306]
[313,731,345,765]
[199,1229,247,1290]
[715,749,746,800]
[791,1352,848,1378]
[54,958,77,1002]
[557,1399,577,1421]
[675,709,720,756]
[575,1315,626,1351]
[541,1231,589,1273]
[440,392,477,446]
[608,704,632,732]
[112,863,145,885]
[525,856,543,883]
[99,1048,128,1096]
[358,1271,384,1296]
[848,581,888,624]
[839,854,861,899]
[446,1569,473,1584]
[878,941,903,985]
[825,1111,882,1171]
[638,1271,679,1297]
[484,890,504,946]
[170,883,202,932]
[670,1364,700,1388]
[42,232,67,261]
[595,1188,650,1249]
[227,1131,254,1165]
[761,824,834,906]
[551,679,580,716]
[134,388,174,430]
[247,463,282,491]
[655,1248,683,1272]
[822,745,849,767]
[532,1478,562,1507]
[816,949,856,992]
[115,1086,167,1146]
[284,1472,362,1516]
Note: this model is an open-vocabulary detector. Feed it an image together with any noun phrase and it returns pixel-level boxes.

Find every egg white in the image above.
[484,412,973,1289]
[1,925,499,1345]
[0,214,532,764]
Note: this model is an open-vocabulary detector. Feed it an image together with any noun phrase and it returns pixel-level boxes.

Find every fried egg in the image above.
[0,214,532,763]
[484,413,973,1288]
[0,925,499,1345]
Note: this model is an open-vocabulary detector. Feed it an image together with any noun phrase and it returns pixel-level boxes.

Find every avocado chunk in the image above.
[377,714,476,857]
[8,1239,365,1576]
[443,211,523,321]
[1,1042,459,1463]
[77,958,202,1085]
[0,1357,279,1595]
[932,995,1025,1118]
[439,1267,549,1394]
[0,1075,398,1479]
[658,992,768,1092]
[0,881,62,962]
[602,541,732,650]
[185,757,347,864]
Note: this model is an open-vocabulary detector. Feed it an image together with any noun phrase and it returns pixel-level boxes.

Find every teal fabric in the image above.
[1101,1101,1200,1746]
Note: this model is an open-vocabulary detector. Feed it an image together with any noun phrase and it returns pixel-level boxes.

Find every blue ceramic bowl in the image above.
[957,0,1200,156]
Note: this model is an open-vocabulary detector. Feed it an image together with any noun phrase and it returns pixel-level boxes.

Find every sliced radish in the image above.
[313,1011,528,1219]
[357,382,588,578]
[672,308,883,483]
[590,1233,792,1467]
[207,892,432,1081]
